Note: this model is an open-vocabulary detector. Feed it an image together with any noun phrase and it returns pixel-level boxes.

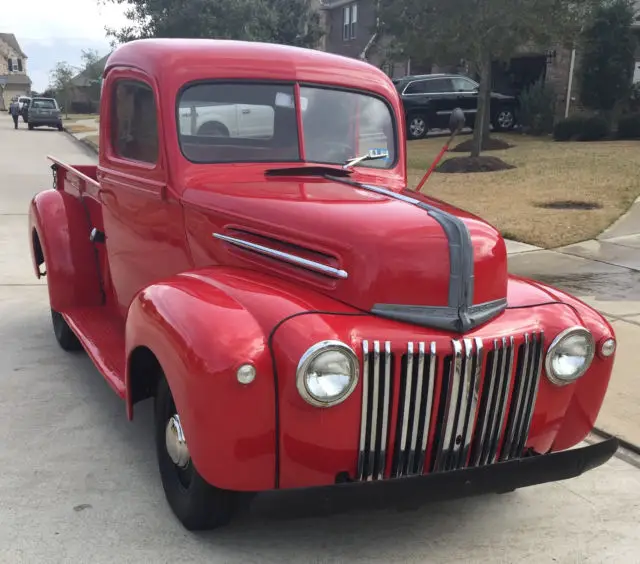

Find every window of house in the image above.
[343,3,357,41]
[17,59,23,72]
[111,79,159,164]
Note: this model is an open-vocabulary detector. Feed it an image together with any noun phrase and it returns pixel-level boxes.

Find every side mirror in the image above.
[449,107,465,133]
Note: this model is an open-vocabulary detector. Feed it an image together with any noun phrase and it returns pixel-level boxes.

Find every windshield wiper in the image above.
[343,148,390,169]
[265,165,352,177]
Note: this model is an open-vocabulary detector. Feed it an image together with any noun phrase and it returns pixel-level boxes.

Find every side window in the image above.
[112,79,159,164]
[425,78,454,93]
[451,77,478,92]
[403,80,428,95]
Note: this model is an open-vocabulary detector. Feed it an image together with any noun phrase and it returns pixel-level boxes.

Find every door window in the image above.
[403,80,429,95]
[423,78,454,93]
[451,77,478,92]
[112,79,159,164]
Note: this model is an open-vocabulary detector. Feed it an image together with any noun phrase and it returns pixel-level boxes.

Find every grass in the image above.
[65,124,98,134]
[83,135,99,152]
[62,113,99,122]
[408,133,640,248]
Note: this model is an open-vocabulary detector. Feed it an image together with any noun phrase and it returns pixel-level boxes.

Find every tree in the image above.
[100,0,323,49]
[578,0,637,115]
[49,62,75,118]
[80,48,105,110]
[377,0,598,157]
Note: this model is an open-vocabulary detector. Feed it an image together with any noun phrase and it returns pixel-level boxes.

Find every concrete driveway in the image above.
[1,114,639,563]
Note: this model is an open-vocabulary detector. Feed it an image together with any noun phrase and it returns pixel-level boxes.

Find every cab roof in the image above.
[104,38,398,100]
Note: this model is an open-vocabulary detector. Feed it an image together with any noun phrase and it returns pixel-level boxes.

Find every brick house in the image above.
[0,33,31,111]
[319,0,640,118]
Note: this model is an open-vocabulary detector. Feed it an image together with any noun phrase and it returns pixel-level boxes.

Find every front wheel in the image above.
[493,108,516,131]
[155,375,236,531]
[407,114,428,140]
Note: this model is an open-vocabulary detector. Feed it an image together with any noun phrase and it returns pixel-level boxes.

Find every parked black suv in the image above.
[392,73,518,140]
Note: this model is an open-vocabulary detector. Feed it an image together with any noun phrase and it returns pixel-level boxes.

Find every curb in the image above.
[592,426,640,457]
[63,127,98,155]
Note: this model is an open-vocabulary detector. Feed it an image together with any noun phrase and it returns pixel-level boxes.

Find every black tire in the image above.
[51,309,83,351]
[28,123,34,130]
[493,108,516,132]
[57,124,63,131]
[196,121,230,137]
[406,114,428,140]
[155,375,236,531]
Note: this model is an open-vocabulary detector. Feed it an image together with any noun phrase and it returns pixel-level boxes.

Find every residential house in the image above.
[68,53,110,113]
[0,33,31,111]
[319,0,640,118]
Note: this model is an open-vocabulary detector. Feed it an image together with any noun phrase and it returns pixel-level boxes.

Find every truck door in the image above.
[98,72,193,319]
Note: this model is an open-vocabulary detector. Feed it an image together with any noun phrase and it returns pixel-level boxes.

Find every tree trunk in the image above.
[471,48,492,158]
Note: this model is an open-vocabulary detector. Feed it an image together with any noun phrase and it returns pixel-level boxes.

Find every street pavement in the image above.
[1,114,640,563]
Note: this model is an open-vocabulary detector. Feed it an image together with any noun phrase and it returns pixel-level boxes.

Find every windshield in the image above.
[177,82,396,169]
[32,99,57,109]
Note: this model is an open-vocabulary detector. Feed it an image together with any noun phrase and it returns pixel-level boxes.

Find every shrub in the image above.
[553,114,609,142]
[517,79,557,135]
[577,115,610,141]
[617,113,640,139]
[553,115,584,141]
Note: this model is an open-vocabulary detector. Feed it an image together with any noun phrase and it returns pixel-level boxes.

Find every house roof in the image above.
[0,33,27,58]
[0,73,31,86]
[70,53,110,87]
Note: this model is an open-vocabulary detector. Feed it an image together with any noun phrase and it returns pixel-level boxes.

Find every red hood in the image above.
[181,175,509,332]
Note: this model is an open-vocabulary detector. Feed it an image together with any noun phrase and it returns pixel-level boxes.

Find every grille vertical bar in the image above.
[357,340,370,481]
[471,336,515,466]
[511,332,544,459]
[366,341,381,480]
[417,342,437,475]
[460,337,483,466]
[433,340,463,472]
[378,341,392,480]
[393,341,438,477]
[358,340,393,481]
[395,343,414,476]
[500,331,544,462]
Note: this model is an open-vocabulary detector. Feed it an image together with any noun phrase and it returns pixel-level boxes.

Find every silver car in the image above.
[27,97,63,131]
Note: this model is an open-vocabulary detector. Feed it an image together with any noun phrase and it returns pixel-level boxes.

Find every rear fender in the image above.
[29,188,103,311]
[125,272,277,491]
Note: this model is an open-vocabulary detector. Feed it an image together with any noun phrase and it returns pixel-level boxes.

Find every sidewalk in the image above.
[508,206,640,448]
[63,124,639,448]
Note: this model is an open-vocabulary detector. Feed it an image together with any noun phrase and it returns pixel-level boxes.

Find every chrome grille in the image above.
[357,331,545,481]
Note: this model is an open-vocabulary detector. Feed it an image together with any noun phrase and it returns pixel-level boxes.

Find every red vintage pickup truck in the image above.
[29,38,618,531]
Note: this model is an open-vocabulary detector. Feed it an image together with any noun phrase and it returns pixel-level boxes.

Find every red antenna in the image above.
[414,107,466,192]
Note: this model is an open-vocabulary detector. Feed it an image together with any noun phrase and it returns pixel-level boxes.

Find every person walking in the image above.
[8,98,20,129]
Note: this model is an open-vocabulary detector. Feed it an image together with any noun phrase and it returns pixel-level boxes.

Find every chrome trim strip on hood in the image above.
[324,175,501,333]
[213,233,349,279]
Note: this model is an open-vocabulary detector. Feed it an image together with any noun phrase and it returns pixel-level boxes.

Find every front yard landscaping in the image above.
[408,133,640,248]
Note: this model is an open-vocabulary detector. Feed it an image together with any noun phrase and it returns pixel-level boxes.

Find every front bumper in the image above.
[297,438,618,504]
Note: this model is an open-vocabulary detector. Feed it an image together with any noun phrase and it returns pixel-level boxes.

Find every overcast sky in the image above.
[1,0,130,91]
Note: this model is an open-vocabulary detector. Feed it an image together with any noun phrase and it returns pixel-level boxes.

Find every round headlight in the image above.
[545,326,595,386]
[296,341,359,407]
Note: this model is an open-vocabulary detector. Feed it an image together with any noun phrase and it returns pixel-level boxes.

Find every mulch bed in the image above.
[451,137,514,152]
[437,156,516,173]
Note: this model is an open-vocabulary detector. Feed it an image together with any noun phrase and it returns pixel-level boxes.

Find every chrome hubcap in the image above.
[410,118,426,136]
[165,414,190,469]
[498,111,513,128]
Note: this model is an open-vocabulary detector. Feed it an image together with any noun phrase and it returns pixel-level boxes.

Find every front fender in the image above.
[29,188,102,311]
[125,271,281,492]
